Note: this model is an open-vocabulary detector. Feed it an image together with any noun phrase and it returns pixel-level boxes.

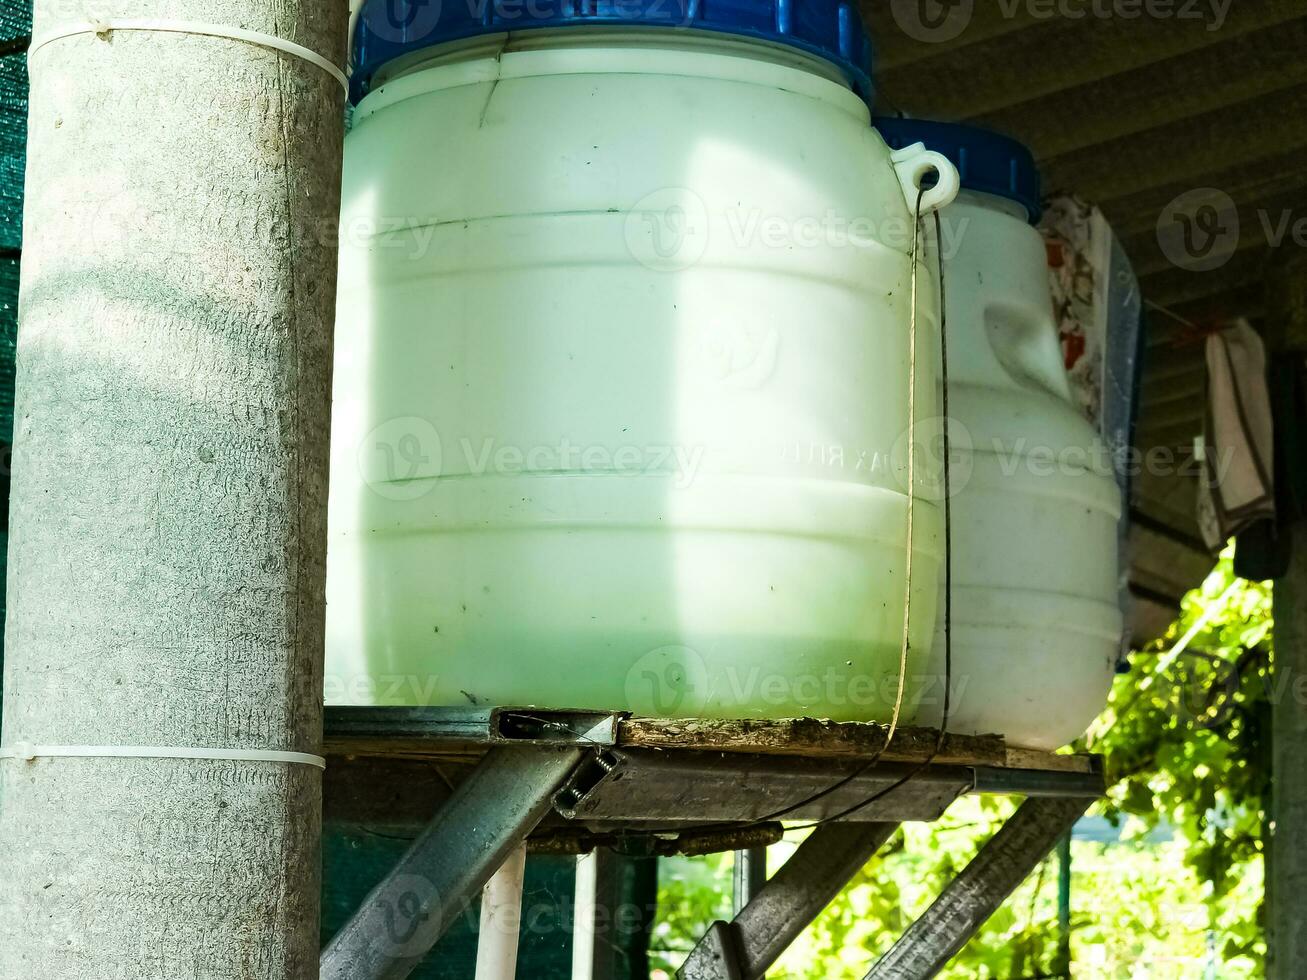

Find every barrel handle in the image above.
[889,143,960,216]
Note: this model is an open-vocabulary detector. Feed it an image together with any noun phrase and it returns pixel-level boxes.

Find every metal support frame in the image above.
[863,796,1092,980]
[474,846,528,980]
[680,823,900,980]
[321,708,1104,980]
[320,746,594,980]
[732,847,768,916]
[559,750,970,825]
[326,705,621,749]
[572,847,631,980]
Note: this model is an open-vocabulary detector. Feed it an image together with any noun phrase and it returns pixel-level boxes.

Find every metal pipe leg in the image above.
[863,796,1091,980]
[680,823,900,980]
[475,846,528,980]
[572,848,624,980]
[321,747,588,980]
[733,847,768,916]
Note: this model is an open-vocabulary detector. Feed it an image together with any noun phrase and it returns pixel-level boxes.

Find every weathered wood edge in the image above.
[615,717,1012,767]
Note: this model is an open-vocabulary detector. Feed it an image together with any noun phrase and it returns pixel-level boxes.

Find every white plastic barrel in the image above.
[326,17,960,720]
[876,120,1123,749]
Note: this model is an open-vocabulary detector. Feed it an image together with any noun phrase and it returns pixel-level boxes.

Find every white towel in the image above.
[1197,319,1275,551]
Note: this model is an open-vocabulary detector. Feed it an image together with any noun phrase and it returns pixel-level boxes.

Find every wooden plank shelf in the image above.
[323,707,1104,837]
[324,706,1091,770]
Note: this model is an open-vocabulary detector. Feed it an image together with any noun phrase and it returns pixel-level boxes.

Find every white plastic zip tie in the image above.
[0,742,326,769]
[28,18,349,94]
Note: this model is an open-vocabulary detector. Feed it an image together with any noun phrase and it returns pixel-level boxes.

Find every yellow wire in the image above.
[885,188,927,747]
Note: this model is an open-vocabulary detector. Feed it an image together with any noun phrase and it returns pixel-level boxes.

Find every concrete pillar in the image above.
[0,1,345,976]
[1268,251,1307,980]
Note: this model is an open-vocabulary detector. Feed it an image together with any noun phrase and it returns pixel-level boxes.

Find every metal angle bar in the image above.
[324,705,621,747]
[320,746,591,980]
[562,749,969,825]
[862,797,1092,980]
[680,823,900,980]
[326,705,498,742]
[491,708,621,746]
[970,766,1105,798]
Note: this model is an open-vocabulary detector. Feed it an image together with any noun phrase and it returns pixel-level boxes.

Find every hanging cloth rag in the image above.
[1234,353,1307,581]
[1197,319,1276,551]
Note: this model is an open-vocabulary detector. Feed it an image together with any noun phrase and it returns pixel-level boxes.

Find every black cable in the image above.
[937,203,954,748]
[783,203,955,832]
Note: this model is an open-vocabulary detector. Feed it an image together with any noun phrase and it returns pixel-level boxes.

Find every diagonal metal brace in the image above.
[680,822,900,980]
[863,796,1092,980]
[320,746,597,980]
[688,922,746,980]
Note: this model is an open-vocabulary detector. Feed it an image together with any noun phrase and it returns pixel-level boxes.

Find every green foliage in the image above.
[1066,837,1261,979]
[651,554,1270,978]
[1088,553,1270,970]
[652,806,1254,979]
[649,849,734,976]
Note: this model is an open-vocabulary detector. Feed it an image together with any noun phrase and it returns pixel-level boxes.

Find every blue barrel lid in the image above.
[873,118,1043,223]
[351,0,874,106]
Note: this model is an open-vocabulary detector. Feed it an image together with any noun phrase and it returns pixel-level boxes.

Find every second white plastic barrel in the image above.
[876,119,1123,749]
[325,2,961,719]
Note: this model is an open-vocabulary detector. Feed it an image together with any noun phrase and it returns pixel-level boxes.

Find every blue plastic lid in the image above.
[351,0,874,106]
[873,118,1043,223]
